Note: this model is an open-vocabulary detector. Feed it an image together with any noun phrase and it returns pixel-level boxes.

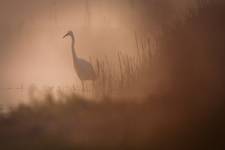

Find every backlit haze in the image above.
[0,0,194,107]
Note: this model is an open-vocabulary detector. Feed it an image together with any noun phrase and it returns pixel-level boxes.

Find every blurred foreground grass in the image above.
[0,91,224,150]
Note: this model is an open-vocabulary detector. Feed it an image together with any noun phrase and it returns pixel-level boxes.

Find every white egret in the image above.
[63,31,96,91]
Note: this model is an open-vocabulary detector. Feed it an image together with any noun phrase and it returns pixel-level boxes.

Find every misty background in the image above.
[0,0,195,107]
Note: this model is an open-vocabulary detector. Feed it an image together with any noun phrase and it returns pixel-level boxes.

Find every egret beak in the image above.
[63,33,69,39]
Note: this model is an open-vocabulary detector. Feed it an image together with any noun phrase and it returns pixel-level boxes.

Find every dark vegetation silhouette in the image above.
[0,1,225,149]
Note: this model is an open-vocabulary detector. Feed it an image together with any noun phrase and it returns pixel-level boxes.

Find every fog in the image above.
[0,0,195,107]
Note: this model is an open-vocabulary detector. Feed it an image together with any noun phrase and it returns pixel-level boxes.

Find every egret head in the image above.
[63,31,74,39]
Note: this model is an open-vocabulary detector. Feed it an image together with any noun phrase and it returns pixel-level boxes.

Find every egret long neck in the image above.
[70,34,78,66]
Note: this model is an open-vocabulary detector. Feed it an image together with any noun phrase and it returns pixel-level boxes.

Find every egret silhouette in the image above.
[63,31,96,91]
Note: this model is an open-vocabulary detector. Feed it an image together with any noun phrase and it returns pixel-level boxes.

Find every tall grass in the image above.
[1,84,225,150]
[89,35,154,99]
